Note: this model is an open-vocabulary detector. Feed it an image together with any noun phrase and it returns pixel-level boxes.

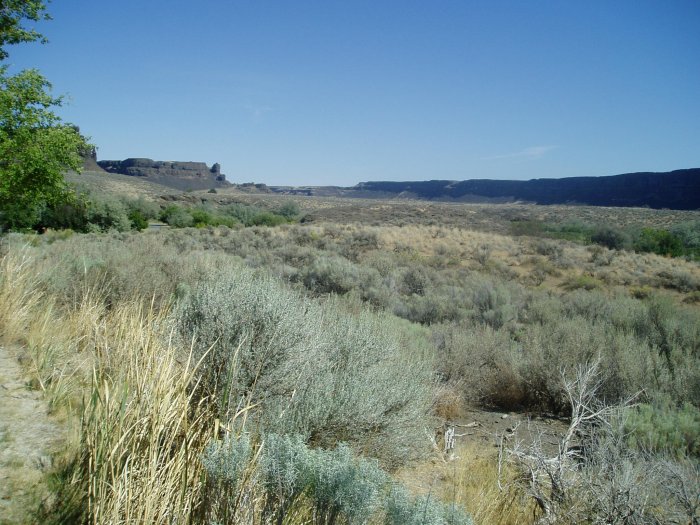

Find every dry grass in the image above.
[0,247,216,523]
[446,445,536,525]
[371,222,700,297]
[0,246,43,345]
[76,302,214,524]
[395,444,535,525]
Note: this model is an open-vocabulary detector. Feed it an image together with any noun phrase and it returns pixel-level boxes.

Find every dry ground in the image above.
[0,346,64,524]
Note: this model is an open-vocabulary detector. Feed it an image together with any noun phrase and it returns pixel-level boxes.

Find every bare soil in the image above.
[0,346,64,524]
[453,408,570,457]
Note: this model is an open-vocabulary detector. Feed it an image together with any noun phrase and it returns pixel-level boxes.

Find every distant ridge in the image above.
[353,169,700,210]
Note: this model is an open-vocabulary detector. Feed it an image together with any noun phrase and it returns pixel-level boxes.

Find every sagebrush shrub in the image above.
[175,265,434,467]
[384,485,473,525]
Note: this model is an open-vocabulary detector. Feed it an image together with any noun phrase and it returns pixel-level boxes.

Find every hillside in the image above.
[350,169,700,209]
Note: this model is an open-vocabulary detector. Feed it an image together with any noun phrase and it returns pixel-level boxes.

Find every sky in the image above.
[6,1,700,186]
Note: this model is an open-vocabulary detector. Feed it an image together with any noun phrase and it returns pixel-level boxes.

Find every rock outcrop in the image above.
[97,158,230,191]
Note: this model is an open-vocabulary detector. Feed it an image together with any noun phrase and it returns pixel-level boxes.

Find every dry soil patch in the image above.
[0,346,64,524]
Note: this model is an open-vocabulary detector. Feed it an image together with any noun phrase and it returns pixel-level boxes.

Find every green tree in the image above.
[0,1,87,230]
[634,228,683,257]
[0,1,50,60]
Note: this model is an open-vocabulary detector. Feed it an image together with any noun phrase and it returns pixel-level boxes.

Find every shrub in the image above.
[277,201,300,220]
[175,266,433,467]
[297,255,381,296]
[561,274,602,291]
[384,485,473,525]
[307,443,388,525]
[634,228,683,257]
[39,198,89,232]
[625,402,700,457]
[402,266,432,296]
[122,196,160,221]
[671,220,700,259]
[85,195,132,232]
[202,434,252,488]
[128,209,148,230]
[224,203,289,227]
[259,434,312,522]
[257,434,389,525]
[201,433,254,521]
[161,205,194,228]
[656,269,699,293]
[591,225,629,250]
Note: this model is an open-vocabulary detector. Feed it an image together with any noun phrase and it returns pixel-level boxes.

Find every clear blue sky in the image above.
[7,1,700,186]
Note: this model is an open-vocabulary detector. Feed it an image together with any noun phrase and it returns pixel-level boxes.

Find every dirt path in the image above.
[0,346,64,524]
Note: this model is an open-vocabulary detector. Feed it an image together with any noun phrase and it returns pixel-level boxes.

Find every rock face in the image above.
[355,169,700,210]
[97,158,230,191]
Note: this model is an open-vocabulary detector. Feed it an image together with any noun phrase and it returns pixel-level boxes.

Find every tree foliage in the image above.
[0,0,87,230]
[0,0,50,60]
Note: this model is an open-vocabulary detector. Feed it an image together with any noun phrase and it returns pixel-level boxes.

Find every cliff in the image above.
[97,158,230,191]
[354,169,700,210]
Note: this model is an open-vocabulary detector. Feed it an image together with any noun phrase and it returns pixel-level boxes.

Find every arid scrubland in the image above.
[1,198,699,524]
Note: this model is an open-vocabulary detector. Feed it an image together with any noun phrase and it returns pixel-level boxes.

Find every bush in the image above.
[625,402,700,457]
[160,205,194,228]
[257,434,388,525]
[561,274,602,291]
[307,442,388,525]
[297,255,381,296]
[128,209,148,231]
[277,201,300,220]
[175,266,433,467]
[202,434,253,488]
[259,434,312,522]
[201,434,253,520]
[85,195,132,232]
[402,266,432,296]
[224,203,290,227]
[384,485,473,525]
[591,226,629,250]
[634,228,683,257]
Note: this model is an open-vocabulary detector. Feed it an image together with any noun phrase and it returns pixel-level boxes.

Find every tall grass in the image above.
[75,302,214,524]
[0,245,43,345]
[0,245,215,523]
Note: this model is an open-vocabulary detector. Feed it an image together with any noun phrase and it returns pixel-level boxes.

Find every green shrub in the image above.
[201,433,254,521]
[39,198,89,232]
[634,228,683,257]
[670,220,700,259]
[122,196,160,221]
[402,266,432,296]
[224,203,289,227]
[127,209,148,231]
[591,226,630,250]
[160,204,194,228]
[625,402,700,457]
[85,195,132,232]
[259,434,312,522]
[250,211,287,227]
[202,434,252,488]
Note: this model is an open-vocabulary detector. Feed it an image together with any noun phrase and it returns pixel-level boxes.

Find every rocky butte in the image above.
[97,158,230,191]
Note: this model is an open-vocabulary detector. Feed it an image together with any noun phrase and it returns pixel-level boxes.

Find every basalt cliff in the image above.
[97,158,230,191]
